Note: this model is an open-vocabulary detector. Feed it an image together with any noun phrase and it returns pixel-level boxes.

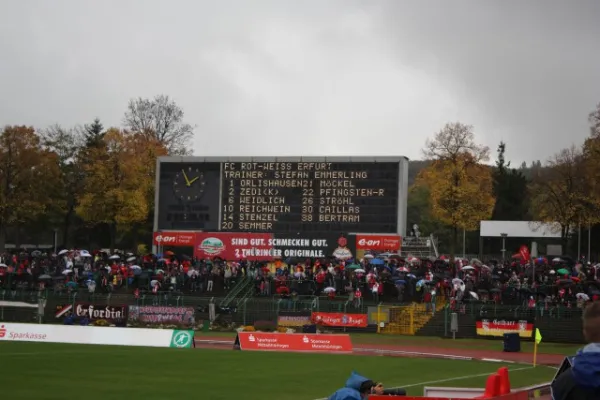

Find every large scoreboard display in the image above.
[154,157,408,235]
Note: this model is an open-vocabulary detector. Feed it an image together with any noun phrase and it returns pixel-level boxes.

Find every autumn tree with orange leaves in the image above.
[0,126,62,250]
[414,122,495,260]
[76,129,167,251]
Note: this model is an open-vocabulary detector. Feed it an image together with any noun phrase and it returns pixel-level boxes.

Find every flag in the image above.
[535,328,542,344]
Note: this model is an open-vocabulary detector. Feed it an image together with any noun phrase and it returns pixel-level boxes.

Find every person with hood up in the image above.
[328,371,383,400]
[551,301,600,400]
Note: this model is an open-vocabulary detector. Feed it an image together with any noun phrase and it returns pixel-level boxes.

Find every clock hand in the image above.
[181,170,191,186]
[188,176,200,185]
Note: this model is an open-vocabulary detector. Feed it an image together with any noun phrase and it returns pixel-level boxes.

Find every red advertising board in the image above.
[355,234,401,251]
[312,312,368,327]
[153,231,196,246]
[235,332,352,353]
[194,232,274,261]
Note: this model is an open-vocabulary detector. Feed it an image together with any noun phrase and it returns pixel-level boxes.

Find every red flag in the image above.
[519,245,531,262]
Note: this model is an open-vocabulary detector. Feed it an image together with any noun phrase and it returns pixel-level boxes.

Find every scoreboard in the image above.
[154,157,408,235]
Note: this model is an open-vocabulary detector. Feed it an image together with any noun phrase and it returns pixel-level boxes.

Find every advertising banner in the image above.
[475,318,534,338]
[235,332,352,353]
[270,233,355,260]
[194,232,274,261]
[0,323,193,348]
[312,312,368,328]
[277,311,312,327]
[128,306,195,325]
[55,303,128,325]
[355,234,401,251]
[153,231,196,246]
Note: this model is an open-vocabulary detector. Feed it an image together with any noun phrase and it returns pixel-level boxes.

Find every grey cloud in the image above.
[0,0,598,164]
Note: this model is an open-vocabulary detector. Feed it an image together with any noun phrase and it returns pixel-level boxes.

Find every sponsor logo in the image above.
[170,330,193,348]
[0,325,6,338]
[358,238,381,247]
[155,235,176,244]
[248,334,255,342]
[199,237,225,255]
[236,332,352,353]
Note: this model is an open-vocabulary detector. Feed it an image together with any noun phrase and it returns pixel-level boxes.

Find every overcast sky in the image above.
[1,0,599,164]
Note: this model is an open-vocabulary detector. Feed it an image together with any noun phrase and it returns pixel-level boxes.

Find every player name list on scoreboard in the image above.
[219,162,399,232]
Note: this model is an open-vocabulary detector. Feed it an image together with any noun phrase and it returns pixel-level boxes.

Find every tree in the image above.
[529,146,600,245]
[0,126,61,250]
[123,95,194,155]
[416,122,495,261]
[75,129,166,251]
[83,118,105,148]
[39,125,85,247]
[491,142,529,221]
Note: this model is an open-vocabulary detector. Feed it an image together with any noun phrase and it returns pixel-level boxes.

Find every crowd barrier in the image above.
[0,323,194,348]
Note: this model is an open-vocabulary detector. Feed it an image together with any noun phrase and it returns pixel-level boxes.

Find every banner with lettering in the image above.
[475,318,534,338]
[311,312,368,328]
[55,303,128,325]
[235,332,352,353]
[270,233,355,261]
[194,232,274,261]
[277,311,312,327]
[128,306,195,327]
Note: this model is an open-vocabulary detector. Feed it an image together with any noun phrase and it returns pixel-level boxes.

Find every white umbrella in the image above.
[156,269,165,274]
[481,265,491,270]
[355,269,365,274]
[126,256,136,262]
[150,280,158,287]
[187,270,199,277]
[552,257,562,262]
[469,291,479,300]
[398,266,409,273]
[407,257,420,263]
[379,252,393,258]
[62,269,73,275]
[105,266,111,271]
[363,254,374,259]
[0,263,7,268]
[549,270,556,274]
[130,265,141,270]
[109,255,120,260]
[452,278,464,285]
[576,293,590,301]
[323,287,336,293]
[80,250,92,257]
[462,266,475,271]
[58,249,69,256]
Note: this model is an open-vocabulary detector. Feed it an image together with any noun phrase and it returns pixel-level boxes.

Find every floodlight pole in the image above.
[578,223,582,261]
[588,223,592,262]
[500,233,508,262]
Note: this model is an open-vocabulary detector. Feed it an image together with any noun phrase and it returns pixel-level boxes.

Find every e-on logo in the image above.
[170,330,193,348]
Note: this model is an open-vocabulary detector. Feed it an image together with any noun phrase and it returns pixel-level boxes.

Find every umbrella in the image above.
[363,254,374,259]
[38,274,52,280]
[549,270,556,275]
[388,254,401,260]
[379,252,393,258]
[394,279,406,285]
[481,265,491,270]
[165,251,175,256]
[109,255,120,260]
[355,269,365,274]
[469,291,479,300]
[187,270,199,277]
[398,266,409,273]
[470,258,482,266]
[62,269,73,275]
[31,250,42,257]
[323,287,336,293]
[150,280,158,287]
[80,250,92,257]
[576,293,590,301]
[552,257,563,262]
[130,265,141,270]
[557,268,569,275]
[66,281,78,288]
[126,256,136,263]
[462,266,475,271]
[371,258,384,265]
[0,263,7,268]
[407,274,416,279]
[452,278,464,286]
[407,257,420,263]
[156,269,165,274]
[58,249,69,256]
[346,264,361,270]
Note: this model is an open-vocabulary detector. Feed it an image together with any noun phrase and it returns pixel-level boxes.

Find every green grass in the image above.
[0,342,557,399]
[197,331,583,356]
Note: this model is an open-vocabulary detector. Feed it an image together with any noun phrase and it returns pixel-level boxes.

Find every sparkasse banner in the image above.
[235,332,352,353]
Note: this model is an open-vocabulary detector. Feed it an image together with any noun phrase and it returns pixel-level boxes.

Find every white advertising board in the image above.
[480,221,562,238]
[0,323,194,348]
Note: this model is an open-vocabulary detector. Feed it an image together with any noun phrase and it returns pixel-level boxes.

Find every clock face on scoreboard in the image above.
[173,167,206,202]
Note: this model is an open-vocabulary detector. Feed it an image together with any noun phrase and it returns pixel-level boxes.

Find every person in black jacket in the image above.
[551,301,600,400]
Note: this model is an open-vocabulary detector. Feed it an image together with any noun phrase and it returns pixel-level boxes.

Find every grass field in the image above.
[197,331,583,356]
[0,341,558,399]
